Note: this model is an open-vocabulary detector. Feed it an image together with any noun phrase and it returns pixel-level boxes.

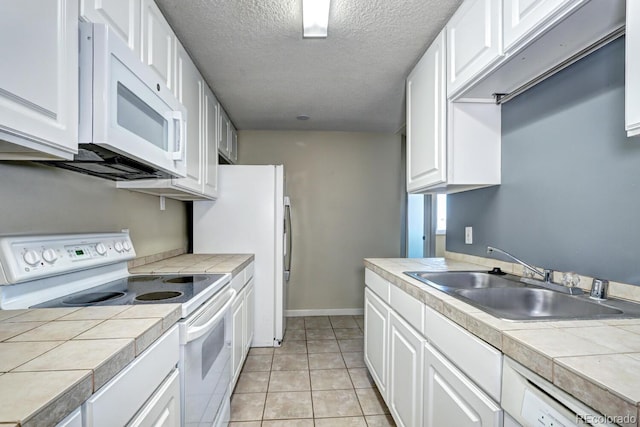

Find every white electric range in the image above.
[0,232,234,427]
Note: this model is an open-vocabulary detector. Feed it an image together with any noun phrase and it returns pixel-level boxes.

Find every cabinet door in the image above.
[447,0,502,97]
[627,0,640,137]
[423,342,502,427]
[364,287,389,397]
[0,0,78,160]
[56,407,82,427]
[128,369,181,427]
[203,86,219,197]
[80,0,140,55]
[218,110,230,159]
[406,31,447,192]
[503,0,580,52]
[173,43,203,194]
[231,289,245,386]
[244,279,255,351]
[388,311,424,427]
[230,126,238,164]
[141,0,175,92]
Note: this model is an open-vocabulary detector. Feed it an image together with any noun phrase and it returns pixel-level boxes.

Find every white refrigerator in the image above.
[193,165,291,347]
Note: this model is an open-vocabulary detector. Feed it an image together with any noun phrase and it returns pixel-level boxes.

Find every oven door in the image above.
[179,287,235,427]
[79,22,187,178]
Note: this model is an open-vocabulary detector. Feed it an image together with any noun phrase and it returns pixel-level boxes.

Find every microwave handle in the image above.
[168,111,184,161]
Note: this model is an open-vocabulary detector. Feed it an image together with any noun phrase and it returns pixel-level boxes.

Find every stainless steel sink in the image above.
[404,271,640,321]
[456,287,623,321]
[405,271,517,291]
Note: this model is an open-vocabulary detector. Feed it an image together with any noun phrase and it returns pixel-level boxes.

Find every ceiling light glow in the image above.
[302,0,330,38]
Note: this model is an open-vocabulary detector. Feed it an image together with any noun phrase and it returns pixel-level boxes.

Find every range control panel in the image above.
[0,233,136,285]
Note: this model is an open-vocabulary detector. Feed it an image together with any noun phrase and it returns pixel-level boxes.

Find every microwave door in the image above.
[89,24,186,178]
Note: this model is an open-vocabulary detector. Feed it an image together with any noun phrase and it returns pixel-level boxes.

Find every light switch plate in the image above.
[465,226,473,244]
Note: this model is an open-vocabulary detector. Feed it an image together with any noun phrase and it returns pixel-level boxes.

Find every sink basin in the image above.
[405,271,517,291]
[404,270,640,321]
[456,287,623,321]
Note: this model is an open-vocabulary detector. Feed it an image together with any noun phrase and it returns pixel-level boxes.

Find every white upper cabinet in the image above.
[627,0,640,137]
[0,0,78,160]
[203,85,219,197]
[141,0,175,92]
[406,31,501,194]
[80,0,141,56]
[230,125,239,164]
[446,0,502,98]
[218,109,231,161]
[172,43,203,194]
[503,0,581,52]
[455,0,624,100]
[407,31,447,192]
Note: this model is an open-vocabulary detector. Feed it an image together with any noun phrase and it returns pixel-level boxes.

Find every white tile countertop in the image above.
[365,255,640,426]
[0,253,253,426]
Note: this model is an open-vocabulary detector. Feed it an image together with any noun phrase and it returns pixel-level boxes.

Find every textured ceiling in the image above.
[155,0,463,132]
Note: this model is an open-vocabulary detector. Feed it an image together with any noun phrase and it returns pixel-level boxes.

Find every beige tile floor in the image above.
[230,315,396,427]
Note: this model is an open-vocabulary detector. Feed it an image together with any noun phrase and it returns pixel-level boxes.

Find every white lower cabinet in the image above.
[364,287,389,397]
[83,326,179,427]
[56,407,82,427]
[128,369,181,427]
[364,268,503,427]
[230,263,255,389]
[244,279,255,351]
[424,342,502,427]
[231,285,245,386]
[388,311,425,427]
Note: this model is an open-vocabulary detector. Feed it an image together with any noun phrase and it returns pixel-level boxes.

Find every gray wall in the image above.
[0,162,188,257]
[447,38,640,285]
[238,131,404,311]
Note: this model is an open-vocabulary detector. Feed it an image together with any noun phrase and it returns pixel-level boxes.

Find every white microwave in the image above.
[53,22,187,180]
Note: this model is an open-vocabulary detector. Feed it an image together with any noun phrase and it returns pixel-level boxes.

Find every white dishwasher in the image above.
[502,357,620,427]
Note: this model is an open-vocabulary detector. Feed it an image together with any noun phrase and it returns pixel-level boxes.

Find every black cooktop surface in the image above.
[33,274,225,308]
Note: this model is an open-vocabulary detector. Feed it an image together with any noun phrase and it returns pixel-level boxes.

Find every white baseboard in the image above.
[285,308,364,317]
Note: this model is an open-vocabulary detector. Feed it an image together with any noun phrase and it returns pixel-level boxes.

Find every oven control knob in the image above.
[42,248,58,264]
[123,241,132,252]
[95,243,107,256]
[23,250,41,266]
[114,241,124,253]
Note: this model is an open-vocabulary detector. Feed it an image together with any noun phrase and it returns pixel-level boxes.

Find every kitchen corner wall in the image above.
[447,37,640,286]
[0,162,188,257]
[238,131,403,311]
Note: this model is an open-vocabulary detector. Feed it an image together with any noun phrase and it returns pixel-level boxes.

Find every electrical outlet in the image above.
[465,226,473,244]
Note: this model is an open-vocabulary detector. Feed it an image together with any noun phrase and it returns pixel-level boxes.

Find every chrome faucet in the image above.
[486,246,553,282]
[486,246,583,295]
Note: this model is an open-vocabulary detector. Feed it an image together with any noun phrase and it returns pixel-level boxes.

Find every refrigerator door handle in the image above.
[284,196,292,282]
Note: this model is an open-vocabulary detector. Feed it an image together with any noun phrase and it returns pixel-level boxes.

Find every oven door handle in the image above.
[185,289,236,343]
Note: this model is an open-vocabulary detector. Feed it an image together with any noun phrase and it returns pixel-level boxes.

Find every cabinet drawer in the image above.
[365,269,390,303]
[230,271,245,292]
[84,326,179,427]
[424,308,502,401]
[245,261,255,281]
[390,285,424,335]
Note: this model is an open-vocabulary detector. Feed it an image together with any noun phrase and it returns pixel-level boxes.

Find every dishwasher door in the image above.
[501,357,619,427]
